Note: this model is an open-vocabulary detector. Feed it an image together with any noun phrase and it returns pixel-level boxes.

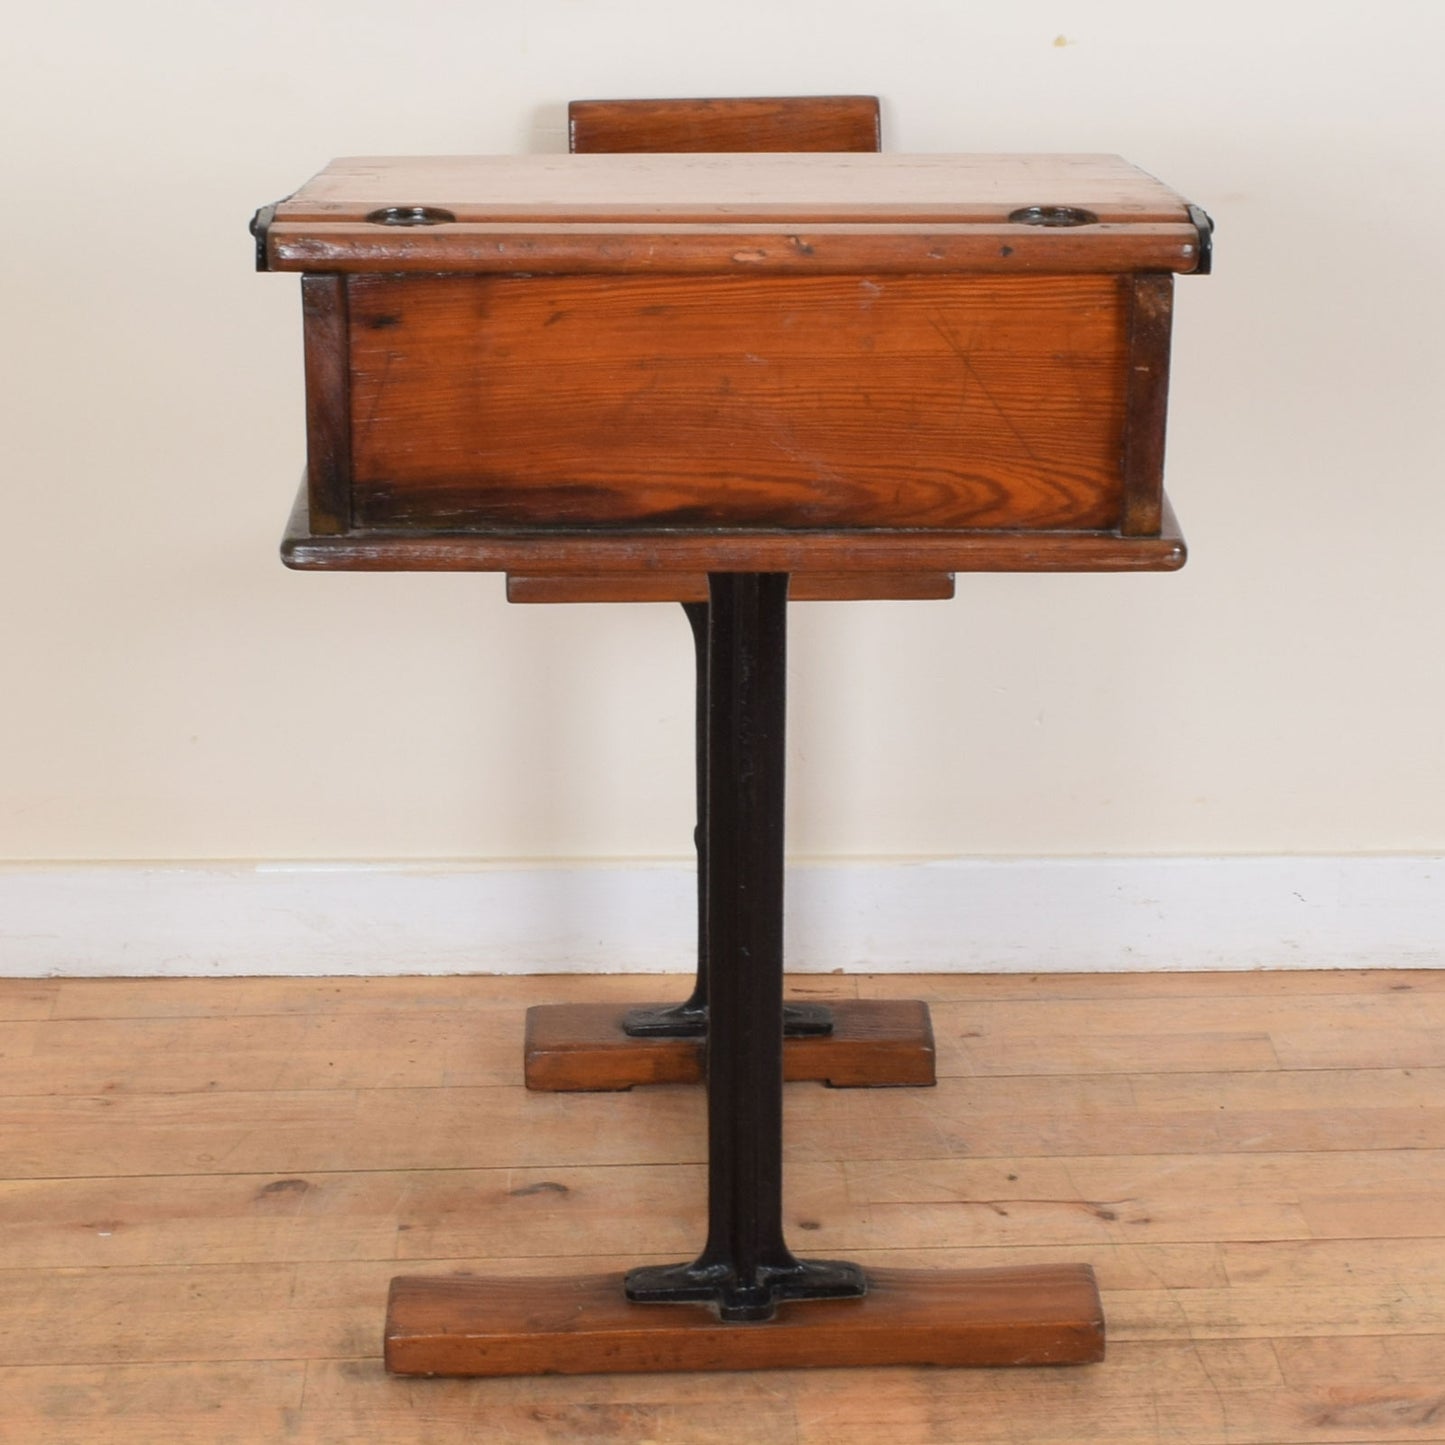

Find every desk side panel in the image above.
[301,275,352,534]
[344,273,1129,533]
[1121,274,1173,536]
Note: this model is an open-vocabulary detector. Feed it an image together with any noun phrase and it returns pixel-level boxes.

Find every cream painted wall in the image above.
[1,1,1442,863]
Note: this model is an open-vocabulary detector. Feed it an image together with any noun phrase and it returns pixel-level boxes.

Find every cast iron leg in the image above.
[624,574,866,1321]
[623,600,833,1042]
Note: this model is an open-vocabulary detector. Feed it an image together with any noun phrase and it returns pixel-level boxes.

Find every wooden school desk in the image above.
[253,95,1210,1375]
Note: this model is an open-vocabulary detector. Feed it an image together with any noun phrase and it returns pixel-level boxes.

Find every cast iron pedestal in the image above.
[384,575,1104,1374]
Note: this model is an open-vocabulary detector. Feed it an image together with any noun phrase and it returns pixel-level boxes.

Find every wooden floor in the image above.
[1,969,1443,1443]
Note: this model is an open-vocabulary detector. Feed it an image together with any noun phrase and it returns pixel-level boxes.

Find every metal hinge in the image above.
[249,202,280,272]
[1186,204,1215,275]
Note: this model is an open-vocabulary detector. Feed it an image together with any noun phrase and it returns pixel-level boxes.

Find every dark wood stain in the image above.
[300,275,352,534]
[256,1178,311,1198]
[280,477,1189,574]
[1120,273,1174,536]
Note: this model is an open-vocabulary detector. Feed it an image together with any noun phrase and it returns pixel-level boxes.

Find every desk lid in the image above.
[256,153,1210,275]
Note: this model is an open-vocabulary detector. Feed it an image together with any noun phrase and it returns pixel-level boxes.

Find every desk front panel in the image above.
[319,271,1150,536]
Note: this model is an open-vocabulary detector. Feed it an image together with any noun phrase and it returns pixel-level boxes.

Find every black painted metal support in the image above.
[624,573,866,1321]
[622,600,833,1042]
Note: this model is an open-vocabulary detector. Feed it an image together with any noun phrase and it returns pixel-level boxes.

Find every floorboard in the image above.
[0,970,1441,1442]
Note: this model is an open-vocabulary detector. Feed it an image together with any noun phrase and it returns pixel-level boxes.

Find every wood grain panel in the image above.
[505,571,956,602]
[383,1265,1104,1375]
[273,152,1194,223]
[270,221,1203,276]
[301,275,351,533]
[569,95,881,154]
[347,272,1129,532]
[281,480,1189,573]
[264,154,1204,274]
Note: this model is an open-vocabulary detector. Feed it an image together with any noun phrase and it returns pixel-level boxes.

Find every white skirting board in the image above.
[0,856,1440,977]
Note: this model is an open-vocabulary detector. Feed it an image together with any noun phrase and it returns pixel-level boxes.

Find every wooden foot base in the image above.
[523,998,936,1091]
[385,1265,1103,1376]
